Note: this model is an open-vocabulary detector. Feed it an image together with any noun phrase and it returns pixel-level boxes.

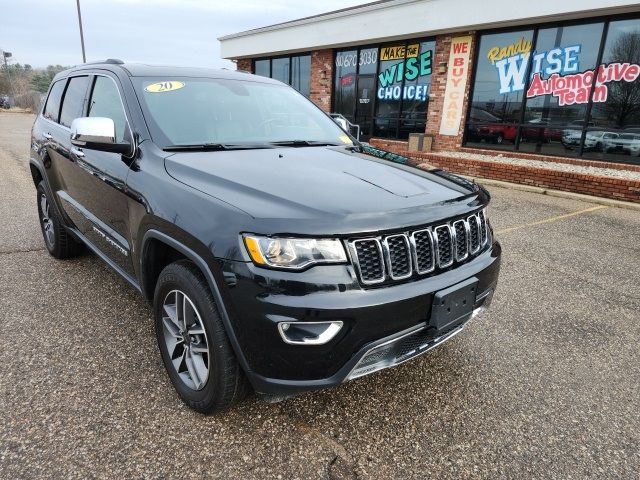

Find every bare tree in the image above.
[601,31,640,127]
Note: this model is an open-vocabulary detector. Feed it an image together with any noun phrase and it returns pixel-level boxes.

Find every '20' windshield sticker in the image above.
[144,81,185,93]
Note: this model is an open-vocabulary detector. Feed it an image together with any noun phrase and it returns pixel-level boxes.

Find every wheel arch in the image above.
[29,159,45,188]
[140,229,253,378]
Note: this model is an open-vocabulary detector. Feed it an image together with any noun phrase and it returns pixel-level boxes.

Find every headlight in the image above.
[243,235,347,270]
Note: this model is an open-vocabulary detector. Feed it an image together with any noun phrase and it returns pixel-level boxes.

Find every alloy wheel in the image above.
[161,290,210,390]
[40,193,55,248]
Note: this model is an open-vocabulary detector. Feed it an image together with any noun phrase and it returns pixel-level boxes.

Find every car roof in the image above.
[52,60,280,84]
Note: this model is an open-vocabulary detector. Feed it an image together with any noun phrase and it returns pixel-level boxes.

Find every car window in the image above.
[43,80,66,123]
[133,77,350,148]
[88,76,128,142]
[59,76,90,128]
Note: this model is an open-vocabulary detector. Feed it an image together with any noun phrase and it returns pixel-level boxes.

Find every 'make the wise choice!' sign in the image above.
[439,36,472,136]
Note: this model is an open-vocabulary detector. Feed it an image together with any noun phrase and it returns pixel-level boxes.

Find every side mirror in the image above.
[333,117,349,132]
[70,117,132,155]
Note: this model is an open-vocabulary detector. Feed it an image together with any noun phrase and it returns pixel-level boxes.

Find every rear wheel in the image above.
[36,181,83,259]
[154,260,250,413]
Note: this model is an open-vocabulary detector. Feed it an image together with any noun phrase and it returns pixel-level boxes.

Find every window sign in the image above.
[377,43,432,101]
[466,16,640,165]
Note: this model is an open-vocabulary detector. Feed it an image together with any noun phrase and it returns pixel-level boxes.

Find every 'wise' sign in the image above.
[439,36,472,136]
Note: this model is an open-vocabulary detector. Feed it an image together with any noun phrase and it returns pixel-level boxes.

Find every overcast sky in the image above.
[2,0,372,69]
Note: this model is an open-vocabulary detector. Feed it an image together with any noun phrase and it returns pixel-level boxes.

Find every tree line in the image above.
[1,64,68,110]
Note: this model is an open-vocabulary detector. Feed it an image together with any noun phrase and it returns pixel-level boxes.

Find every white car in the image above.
[618,133,640,156]
[584,131,619,152]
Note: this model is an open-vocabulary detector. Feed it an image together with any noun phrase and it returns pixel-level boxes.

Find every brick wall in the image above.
[310,49,333,112]
[424,32,476,151]
[235,59,252,73]
[368,139,640,204]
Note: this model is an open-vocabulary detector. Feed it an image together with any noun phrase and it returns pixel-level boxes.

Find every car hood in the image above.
[164,146,484,234]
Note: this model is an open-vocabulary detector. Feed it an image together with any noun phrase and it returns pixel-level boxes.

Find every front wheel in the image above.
[154,260,250,413]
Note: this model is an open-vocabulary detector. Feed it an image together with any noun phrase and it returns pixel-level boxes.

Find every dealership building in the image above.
[219,0,640,203]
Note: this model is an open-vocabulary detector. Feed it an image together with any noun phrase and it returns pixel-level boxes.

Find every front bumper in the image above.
[221,241,501,396]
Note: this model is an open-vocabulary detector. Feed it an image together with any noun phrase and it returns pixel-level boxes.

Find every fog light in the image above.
[277,321,343,345]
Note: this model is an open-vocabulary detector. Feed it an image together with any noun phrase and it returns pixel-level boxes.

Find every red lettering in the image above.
[625,64,639,82]
[592,84,608,103]
[452,42,468,54]
[527,73,545,97]
[453,57,464,67]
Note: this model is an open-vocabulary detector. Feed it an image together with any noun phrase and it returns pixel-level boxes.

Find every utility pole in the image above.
[2,51,13,97]
[2,51,11,70]
[76,0,87,63]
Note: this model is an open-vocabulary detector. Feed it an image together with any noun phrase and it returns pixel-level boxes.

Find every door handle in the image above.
[43,132,53,140]
[70,147,85,158]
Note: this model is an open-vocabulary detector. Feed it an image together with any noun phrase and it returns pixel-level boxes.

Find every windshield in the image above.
[133,76,353,148]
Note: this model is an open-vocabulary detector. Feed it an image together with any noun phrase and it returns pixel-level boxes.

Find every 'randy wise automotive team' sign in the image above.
[488,37,640,105]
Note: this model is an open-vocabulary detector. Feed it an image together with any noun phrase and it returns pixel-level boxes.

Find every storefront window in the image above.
[466,30,533,150]
[271,57,290,84]
[332,40,433,140]
[584,18,640,163]
[465,15,640,165]
[334,50,358,123]
[291,55,311,98]
[254,59,270,78]
[251,55,311,97]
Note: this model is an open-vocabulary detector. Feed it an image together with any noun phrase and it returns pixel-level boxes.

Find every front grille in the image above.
[468,215,480,253]
[412,229,434,274]
[434,225,454,268]
[352,239,385,284]
[453,220,468,261]
[349,210,489,286]
[384,234,412,279]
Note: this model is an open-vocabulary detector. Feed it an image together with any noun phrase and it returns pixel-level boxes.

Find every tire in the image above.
[495,134,504,144]
[154,260,250,413]
[36,181,83,259]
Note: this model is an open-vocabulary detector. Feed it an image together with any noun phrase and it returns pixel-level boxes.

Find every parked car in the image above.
[617,133,640,156]
[466,107,516,144]
[561,129,584,149]
[584,131,619,152]
[30,60,501,413]
[520,118,563,143]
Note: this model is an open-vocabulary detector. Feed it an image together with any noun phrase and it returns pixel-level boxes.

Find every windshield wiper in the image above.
[163,143,269,152]
[268,140,344,147]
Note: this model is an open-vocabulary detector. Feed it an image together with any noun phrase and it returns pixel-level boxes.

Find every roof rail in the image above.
[83,58,124,66]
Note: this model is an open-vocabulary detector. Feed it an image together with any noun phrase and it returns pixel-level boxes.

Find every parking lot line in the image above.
[496,205,608,235]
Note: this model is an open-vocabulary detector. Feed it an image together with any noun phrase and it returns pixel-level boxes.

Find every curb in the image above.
[463,175,640,211]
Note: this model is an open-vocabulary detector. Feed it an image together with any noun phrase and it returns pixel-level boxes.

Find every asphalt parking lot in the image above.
[1,112,639,479]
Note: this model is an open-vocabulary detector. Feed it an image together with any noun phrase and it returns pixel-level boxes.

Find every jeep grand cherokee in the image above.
[30,60,501,413]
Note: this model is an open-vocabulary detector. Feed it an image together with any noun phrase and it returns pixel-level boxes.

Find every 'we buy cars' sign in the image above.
[439,36,472,136]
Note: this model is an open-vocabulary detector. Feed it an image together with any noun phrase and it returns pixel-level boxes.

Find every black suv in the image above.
[30,60,501,413]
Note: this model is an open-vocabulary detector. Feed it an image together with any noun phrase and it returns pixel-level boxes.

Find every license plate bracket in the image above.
[430,277,478,331]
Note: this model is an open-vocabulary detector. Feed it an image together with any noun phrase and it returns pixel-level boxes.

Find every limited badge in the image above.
[144,81,185,93]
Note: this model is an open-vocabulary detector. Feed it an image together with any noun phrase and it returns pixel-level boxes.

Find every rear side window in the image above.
[59,76,90,128]
[43,80,65,122]
[88,76,128,142]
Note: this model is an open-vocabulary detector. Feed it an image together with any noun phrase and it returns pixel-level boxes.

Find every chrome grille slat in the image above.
[348,210,489,285]
[383,234,412,280]
[410,228,435,274]
[350,239,385,285]
[478,209,488,246]
[468,214,481,254]
[434,225,454,268]
[453,219,469,261]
